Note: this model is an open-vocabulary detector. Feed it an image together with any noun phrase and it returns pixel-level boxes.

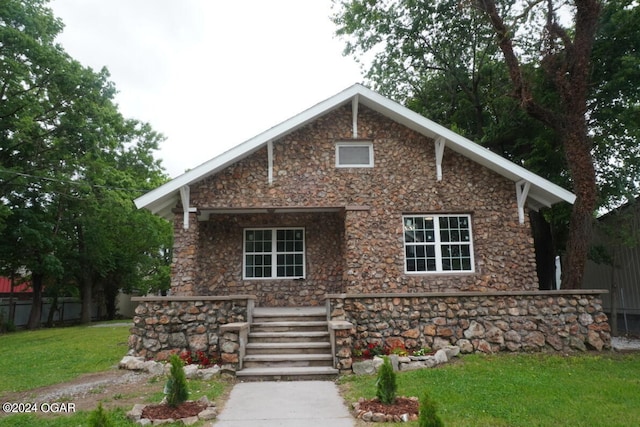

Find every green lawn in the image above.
[340,353,640,427]
[0,323,131,393]
[0,323,230,426]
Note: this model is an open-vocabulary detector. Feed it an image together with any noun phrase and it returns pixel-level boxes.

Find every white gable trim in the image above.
[135,84,575,219]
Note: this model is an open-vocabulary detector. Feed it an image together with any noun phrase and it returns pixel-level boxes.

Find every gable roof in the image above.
[135,84,575,219]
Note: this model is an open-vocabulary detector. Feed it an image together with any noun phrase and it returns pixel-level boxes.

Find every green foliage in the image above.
[88,403,113,427]
[0,0,171,326]
[419,390,444,427]
[375,356,397,405]
[165,354,189,407]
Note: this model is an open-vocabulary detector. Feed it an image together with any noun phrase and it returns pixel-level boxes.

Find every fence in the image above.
[0,298,98,327]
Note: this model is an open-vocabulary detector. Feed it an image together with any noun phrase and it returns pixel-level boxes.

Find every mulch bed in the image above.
[141,401,207,420]
[357,396,419,416]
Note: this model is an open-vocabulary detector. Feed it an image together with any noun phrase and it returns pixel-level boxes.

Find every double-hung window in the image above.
[403,214,474,273]
[244,228,305,279]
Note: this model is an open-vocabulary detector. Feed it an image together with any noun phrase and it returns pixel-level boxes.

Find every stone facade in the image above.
[170,105,538,305]
[128,296,254,365]
[327,291,612,371]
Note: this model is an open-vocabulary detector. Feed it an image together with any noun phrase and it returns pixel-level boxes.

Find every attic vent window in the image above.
[335,141,374,168]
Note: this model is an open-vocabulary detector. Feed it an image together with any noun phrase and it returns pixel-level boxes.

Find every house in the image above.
[130,84,610,377]
[583,199,640,334]
[0,276,31,299]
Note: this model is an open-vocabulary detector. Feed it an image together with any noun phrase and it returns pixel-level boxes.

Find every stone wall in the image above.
[196,212,344,306]
[169,104,539,304]
[327,291,611,371]
[128,296,255,366]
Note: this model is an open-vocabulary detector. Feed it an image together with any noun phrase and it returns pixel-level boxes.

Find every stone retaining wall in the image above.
[128,296,255,370]
[327,290,611,372]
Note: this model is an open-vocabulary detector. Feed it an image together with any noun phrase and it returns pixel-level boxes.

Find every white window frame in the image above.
[335,141,374,168]
[243,227,306,280]
[402,214,475,274]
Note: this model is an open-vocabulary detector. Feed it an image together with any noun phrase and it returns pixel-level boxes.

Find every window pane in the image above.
[338,145,370,165]
[404,215,472,273]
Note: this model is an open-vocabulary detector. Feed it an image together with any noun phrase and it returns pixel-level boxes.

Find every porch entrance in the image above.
[237,306,338,380]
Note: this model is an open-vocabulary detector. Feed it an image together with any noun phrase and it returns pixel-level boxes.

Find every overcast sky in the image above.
[49,0,364,178]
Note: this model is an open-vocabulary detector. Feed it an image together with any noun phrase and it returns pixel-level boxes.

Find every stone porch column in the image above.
[343,207,370,294]
[171,210,200,296]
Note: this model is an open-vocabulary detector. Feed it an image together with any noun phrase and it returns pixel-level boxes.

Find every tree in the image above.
[474,0,601,289]
[0,0,171,327]
[376,356,397,405]
[333,0,628,289]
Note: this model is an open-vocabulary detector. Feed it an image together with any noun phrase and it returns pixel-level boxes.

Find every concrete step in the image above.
[252,307,327,323]
[251,321,328,332]
[236,366,339,381]
[249,331,329,342]
[243,353,333,368]
[245,341,331,355]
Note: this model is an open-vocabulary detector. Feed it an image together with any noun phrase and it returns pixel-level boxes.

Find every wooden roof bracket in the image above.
[352,94,359,139]
[516,180,531,224]
[179,185,198,230]
[267,140,274,185]
[435,137,445,181]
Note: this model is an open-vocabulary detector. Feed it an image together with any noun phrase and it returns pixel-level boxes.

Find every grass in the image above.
[0,378,231,427]
[340,353,640,427]
[0,323,131,393]
[0,322,231,426]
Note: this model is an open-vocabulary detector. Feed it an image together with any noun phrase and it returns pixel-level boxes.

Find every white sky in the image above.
[49,0,364,178]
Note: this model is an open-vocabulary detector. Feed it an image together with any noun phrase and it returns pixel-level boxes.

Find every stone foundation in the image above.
[128,291,611,377]
[128,295,255,371]
[326,290,611,370]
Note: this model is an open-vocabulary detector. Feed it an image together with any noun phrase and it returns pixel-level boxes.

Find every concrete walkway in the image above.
[212,381,354,427]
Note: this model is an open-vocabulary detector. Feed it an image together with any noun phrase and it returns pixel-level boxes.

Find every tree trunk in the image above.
[80,275,92,324]
[476,0,601,290]
[559,120,598,289]
[26,273,44,330]
[46,295,58,328]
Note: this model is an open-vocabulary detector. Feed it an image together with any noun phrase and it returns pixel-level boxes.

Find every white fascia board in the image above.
[134,85,361,214]
[355,85,576,206]
[135,83,575,217]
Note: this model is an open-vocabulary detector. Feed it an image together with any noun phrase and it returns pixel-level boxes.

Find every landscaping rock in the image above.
[353,360,377,375]
[126,403,146,421]
[443,345,461,359]
[434,349,448,364]
[183,364,199,379]
[197,407,218,420]
[142,360,164,376]
[120,356,146,371]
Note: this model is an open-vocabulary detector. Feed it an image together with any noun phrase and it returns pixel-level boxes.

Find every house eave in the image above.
[134,83,575,219]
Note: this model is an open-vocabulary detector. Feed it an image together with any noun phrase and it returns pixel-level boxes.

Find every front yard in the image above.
[340,352,640,426]
[1,324,639,426]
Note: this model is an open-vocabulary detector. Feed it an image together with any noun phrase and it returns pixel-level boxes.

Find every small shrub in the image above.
[412,347,432,357]
[390,343,408,356]
[88,402,113,427]
[165,354,189,407]
[418,390,444,427]
[376,356,397,405]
